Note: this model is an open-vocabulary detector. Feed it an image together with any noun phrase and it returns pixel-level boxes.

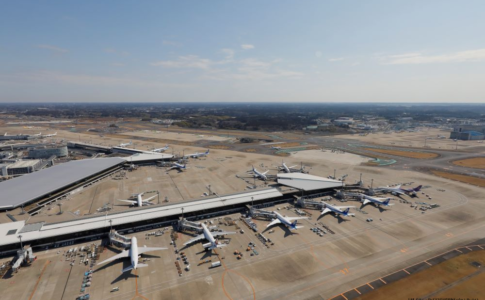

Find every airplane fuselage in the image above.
[130,237,139,270]
[252,168,267,180]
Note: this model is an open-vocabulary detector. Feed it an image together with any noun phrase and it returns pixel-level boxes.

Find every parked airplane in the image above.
[97,237,166,273]
[277,161,304,173]
[119,140,132,148]
[152,144,169,153]
[32,132,42,137]
[43,132,57,137]
[360,195,394,208]
[375,185,422,196]
[248,166,269,181]
[183,223,235,250]
[118,193,157,207]
[320,201,355,217]
[184,149,209,159]
[271,146,282,150]
[166,162,187,171]
[266,211,309,230]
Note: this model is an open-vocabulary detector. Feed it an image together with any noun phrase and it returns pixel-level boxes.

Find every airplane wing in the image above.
[362,199,371,205]
[137,246,167,255]
[285,217,310,221]
[266,219,281,228]
[333,206,355,210]
[142,195,157,202]
[321,208,332,215]
[118,200,137,204]
[183,234,205,246]
[212,231,236,237]
[97,250,129,265]
[288,165,298,169]
[262,170,269,175]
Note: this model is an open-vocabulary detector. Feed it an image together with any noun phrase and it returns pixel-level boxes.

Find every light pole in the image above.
[334,169,336,179]
[109,219,112,231]
[208,185,212,195]
[251,196,254,207]
[18,235,23,250]
[181,207,184,220]
[371,178,374,189]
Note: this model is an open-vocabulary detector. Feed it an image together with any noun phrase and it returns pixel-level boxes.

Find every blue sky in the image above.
[1,0,484,103]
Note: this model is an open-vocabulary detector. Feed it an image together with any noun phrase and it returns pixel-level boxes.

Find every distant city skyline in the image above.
[1,1,485,103]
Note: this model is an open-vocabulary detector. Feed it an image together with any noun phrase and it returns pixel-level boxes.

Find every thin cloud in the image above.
[241,44,255,50]
[384,49,485,64]
[221,48,235,59]
[151,55,213,69]
[36,44,68,53]
[328,57,344,62]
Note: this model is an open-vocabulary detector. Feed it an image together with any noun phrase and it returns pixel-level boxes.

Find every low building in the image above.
[333,117,354,126]
[450,125,485,140]
[1,159,42,176]
[28,145,68,159]
[450,130,485,140]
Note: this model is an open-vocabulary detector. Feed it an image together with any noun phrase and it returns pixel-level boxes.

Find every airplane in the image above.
[375,185,422,196]
[119,140,132,148]
[271,146,282,150]
[152,144,169,153]
[266,211,309,230]
[166,162,187,171]
[118,193,157,207]
[248,166,269,181]
[32,132,42,137]
[43,132,57,137]
[360,195,394,208]
[97,237,166,273]
[277,161,304,173]
[183,223,235,250]
[184,149,209,159]
[320,201,355,217]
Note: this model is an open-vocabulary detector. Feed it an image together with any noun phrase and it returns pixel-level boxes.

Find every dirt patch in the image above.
[431,170,485,188]
[207,145,230,150]
[356,250,485,300]
[452,157,485,169]
[244,149,257,152]
[266,142,302,148]
[363,148,439,159]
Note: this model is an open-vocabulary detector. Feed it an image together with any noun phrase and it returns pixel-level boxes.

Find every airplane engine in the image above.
[202,242,212,249]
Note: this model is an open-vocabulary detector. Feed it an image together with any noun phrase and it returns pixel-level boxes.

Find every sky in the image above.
[1,0,485,103]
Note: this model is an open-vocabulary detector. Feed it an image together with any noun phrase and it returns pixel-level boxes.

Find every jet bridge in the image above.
[11,247,35,273]
[177,219,203,234]
[109,230,131,248]
[248,207,275,220]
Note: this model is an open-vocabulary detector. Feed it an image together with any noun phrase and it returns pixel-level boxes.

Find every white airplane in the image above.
[266,211,309,230]
[119,140,132,148]
[277,161,301,173]
[375,184,422,196]
[183,223,235,250]
[248,166,269,181]
[360,195,394,208]
[97,237,166,273]
[320,201,355,217]
[152,144,169,153]
[271,146,282,150]
[166,162,187,171]
[43,132,57,137]
[118,193,157,207]
[184,149,209,159]
[32,132,42,137]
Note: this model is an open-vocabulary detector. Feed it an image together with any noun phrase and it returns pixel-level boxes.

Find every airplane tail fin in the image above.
[414,185,422,192]
[383,198,391,205]
[206,149,210,154]
[343,208,350,216]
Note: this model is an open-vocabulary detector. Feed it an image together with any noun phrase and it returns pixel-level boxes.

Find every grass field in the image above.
[363,148,439,159]
[431,170,485,187]
[266,142,302,148]
[452,157,485,169]
[356,250,485,300]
